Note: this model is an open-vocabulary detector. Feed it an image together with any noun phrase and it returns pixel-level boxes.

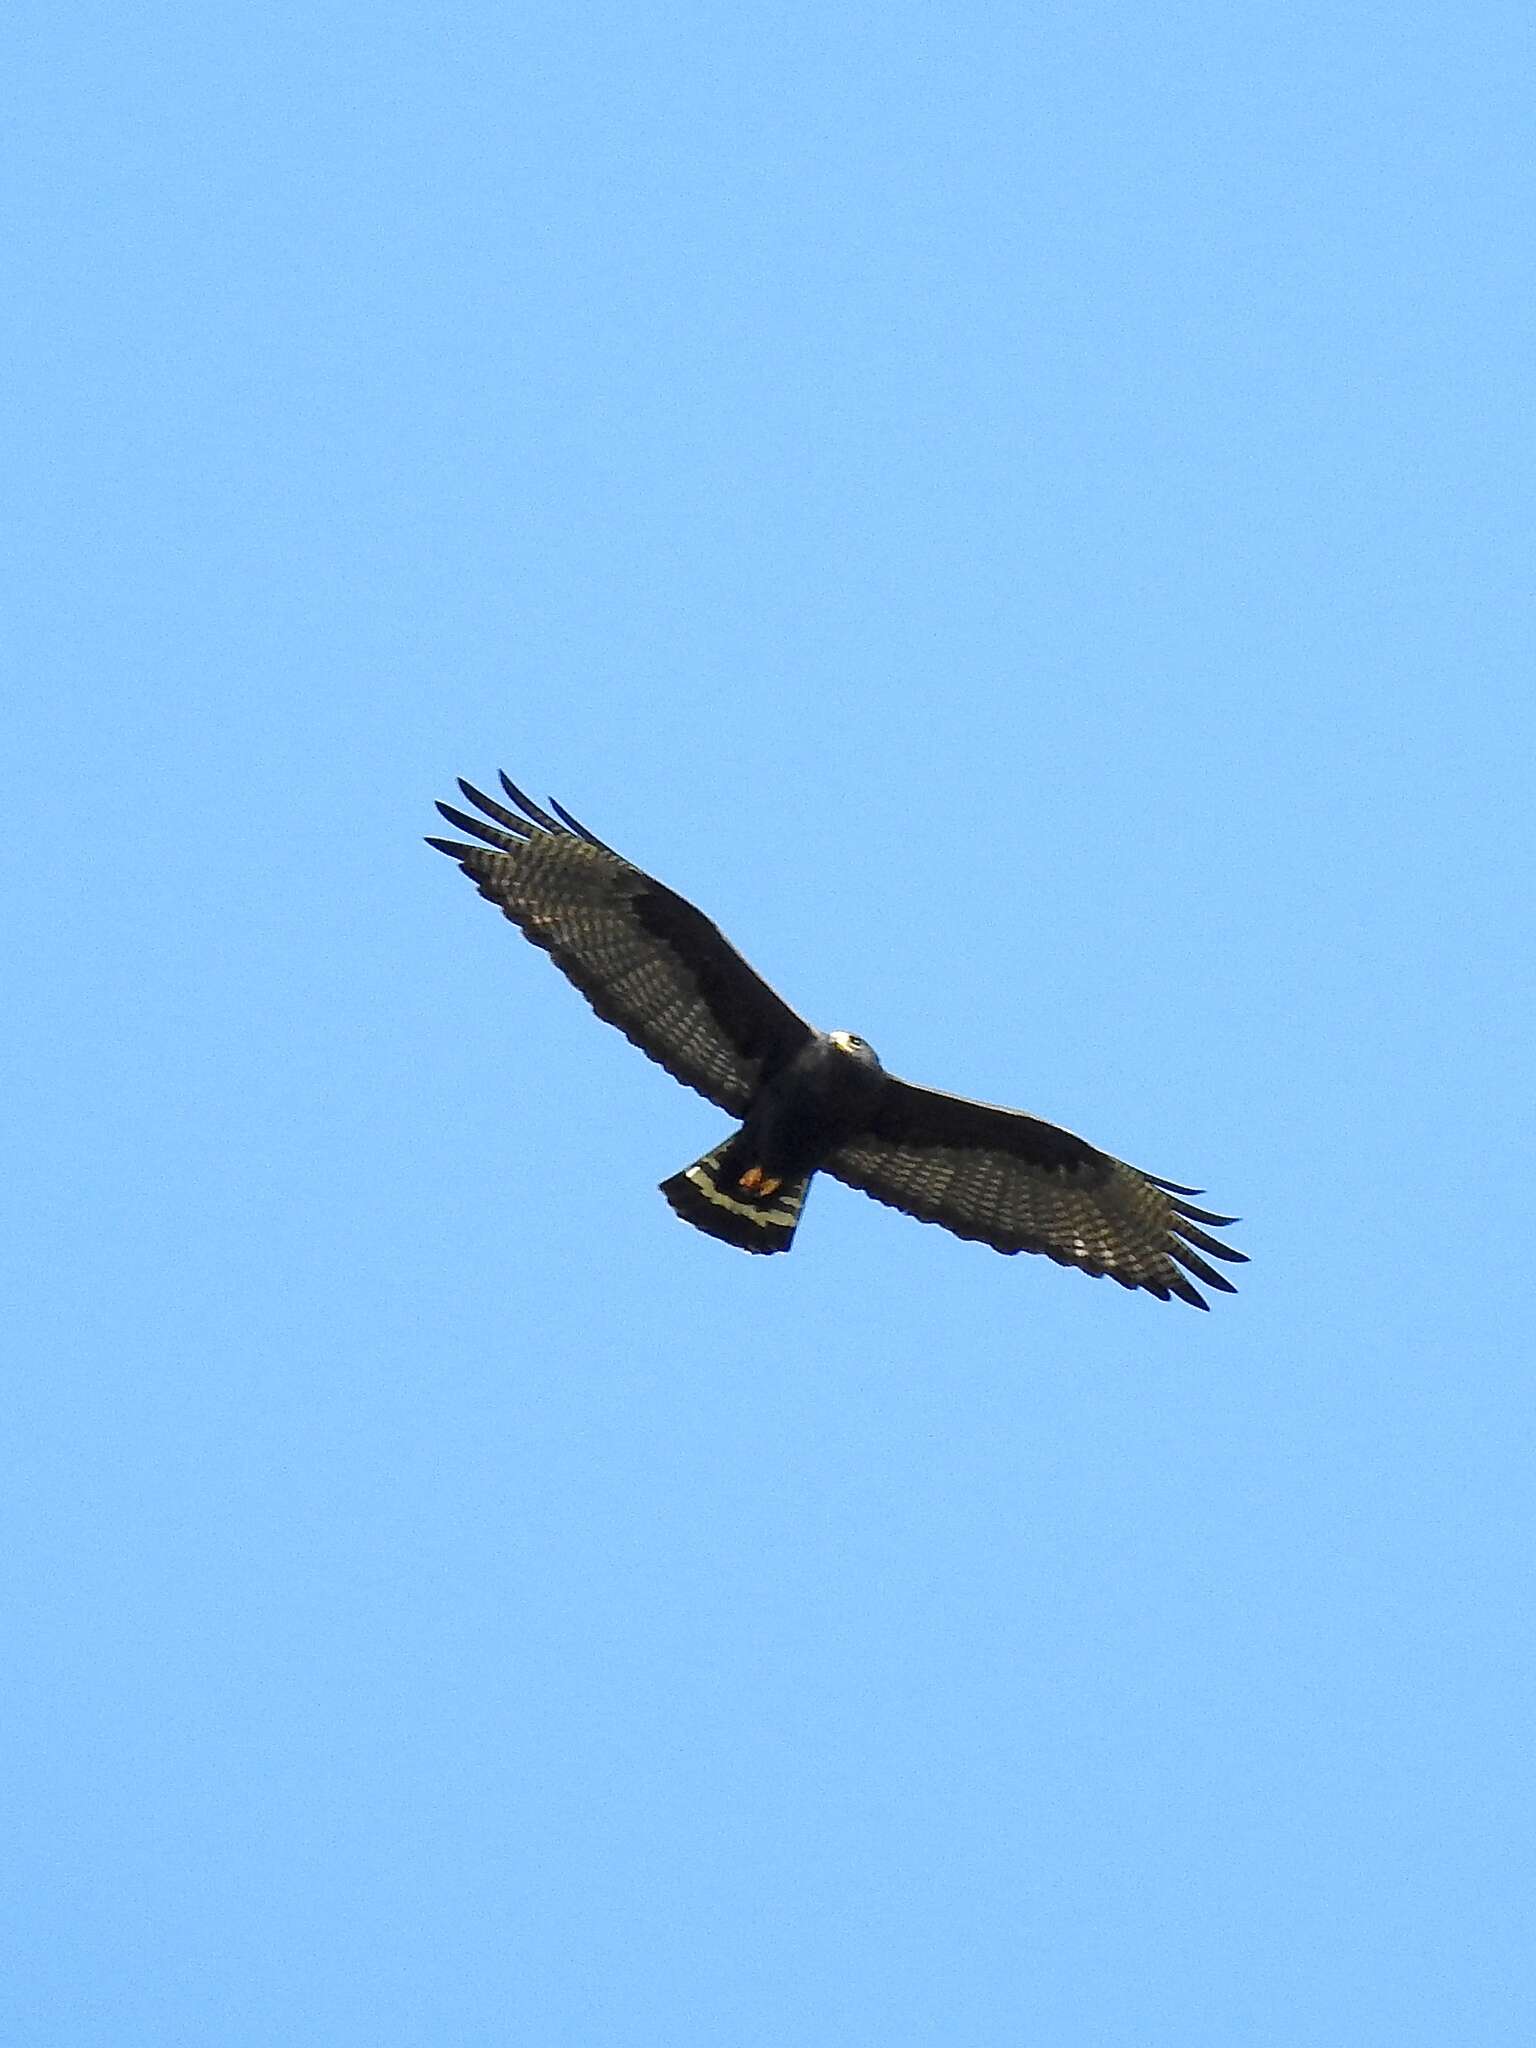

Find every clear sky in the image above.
[6,3,1533,2043]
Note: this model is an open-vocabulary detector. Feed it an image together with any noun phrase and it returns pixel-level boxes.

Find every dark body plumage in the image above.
[428,774,1248,1307]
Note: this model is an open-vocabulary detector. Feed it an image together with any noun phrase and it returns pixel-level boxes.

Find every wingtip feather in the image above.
[433,800,523,852]
[498,772,563,832]
[1167,1273,1212,1310]
[548,795,614,851]
[457,779,535,836]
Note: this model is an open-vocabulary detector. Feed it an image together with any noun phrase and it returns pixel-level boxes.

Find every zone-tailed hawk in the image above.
[428,774,1246,1308]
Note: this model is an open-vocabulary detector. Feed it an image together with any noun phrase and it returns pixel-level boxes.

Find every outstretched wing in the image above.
[827,1077,1247,1308]
[428,774,812,1113]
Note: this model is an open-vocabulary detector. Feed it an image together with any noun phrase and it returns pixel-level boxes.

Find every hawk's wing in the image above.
[428,775,812,1114]
[827,1077,1246,1308]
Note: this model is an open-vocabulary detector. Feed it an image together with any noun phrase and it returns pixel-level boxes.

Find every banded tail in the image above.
[660,1139,812,1256]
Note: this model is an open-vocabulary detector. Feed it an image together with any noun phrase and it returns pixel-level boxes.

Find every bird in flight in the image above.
[428,774,1246,1307]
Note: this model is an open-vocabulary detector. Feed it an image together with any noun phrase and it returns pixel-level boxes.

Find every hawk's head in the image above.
[829,1030,883,1071]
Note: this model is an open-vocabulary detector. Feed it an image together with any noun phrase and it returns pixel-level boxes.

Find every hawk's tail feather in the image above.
[660,1141,811,1256]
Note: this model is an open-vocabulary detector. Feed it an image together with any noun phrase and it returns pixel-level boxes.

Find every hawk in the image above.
[428,774,1247,1308]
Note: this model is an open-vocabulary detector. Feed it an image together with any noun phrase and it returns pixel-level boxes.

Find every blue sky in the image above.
[6,3,1533,2042]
